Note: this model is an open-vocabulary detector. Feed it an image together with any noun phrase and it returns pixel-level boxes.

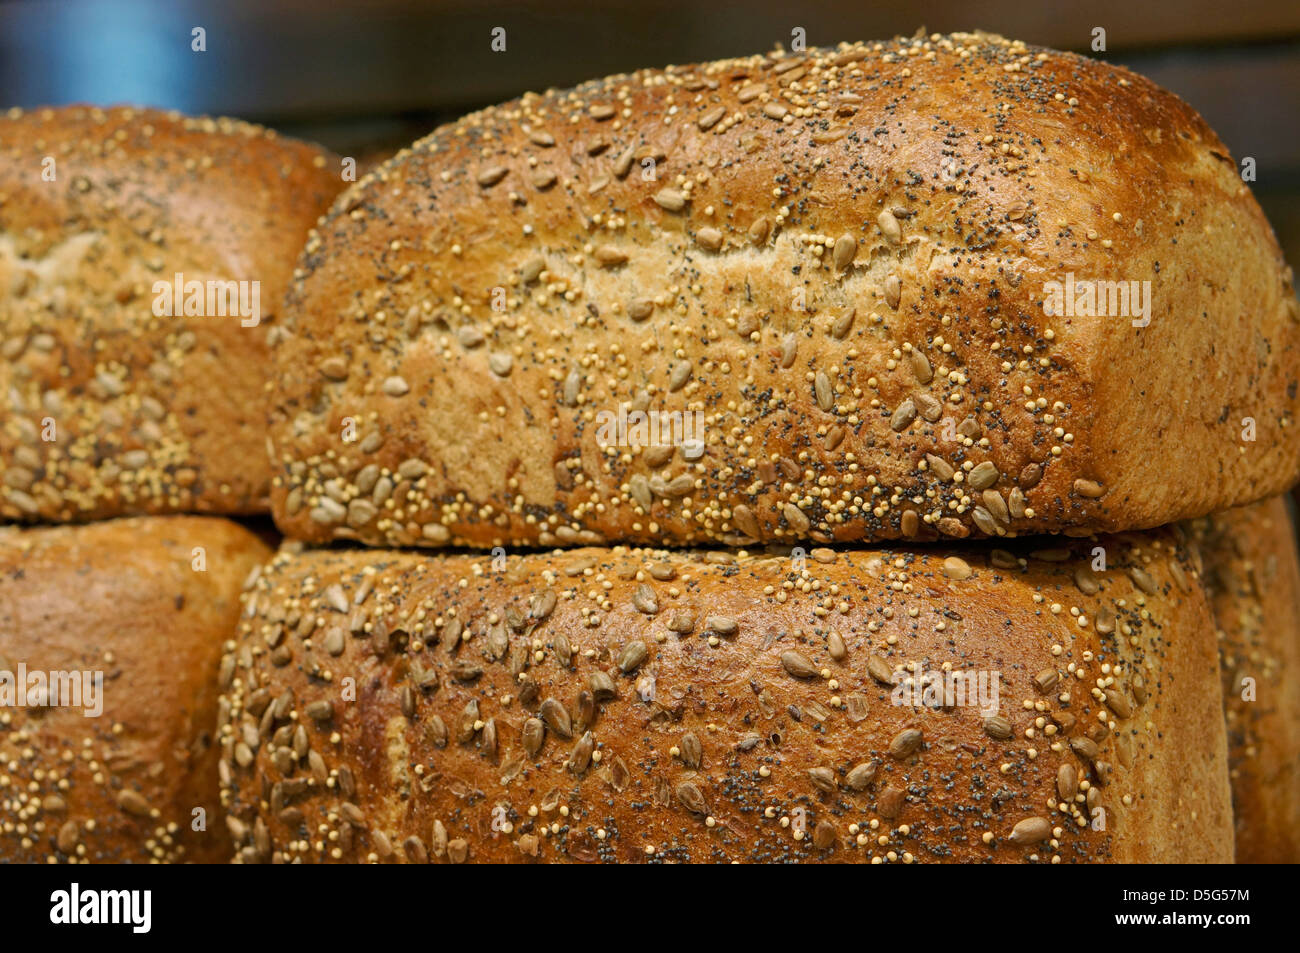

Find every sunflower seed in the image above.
[1007,487,1027,519]
[667,610,696,634]
[117,790,151,817]
[780,333,798,368]
[972,506,1000,536]
[1128,566,1157,594]
[654,188,687,211]
[968,462,1000,491]
[877,209,901,243]
[676,781,708,815]
[813,821,837,849]
[540,697,572,738]
[1074,566,1100,595]
[570,731,594,773]
[679,732,703,769]
[632,584,659,615]
[696,227,723,251]
[1073,478,1105,499]
[868,655,895,685]
[808,766,837,792]
[523,718,545,757]
[732,504,761,539]
[1009,816,1052,845]
[890,398,916,431]
[828,307,856,340]
[844,760,878,791]
[1104,689,1133,719]
[698,105,726,130]
[984,715,1012,739]
[781,651,817,678]
[833,234,857,270]
[644,444,675,468]
[982,490,1009,525]
[628,298,655,321]
[889,727,923,759]
[910,349,933,383]
[1057,763,1079,801]
[783,503,811,534]
[924,454,954,482]
[618,640,648,673]
[884,274,901,309]
[705,615,738,636]
[1070,737,1100,763]
[477,165,509,187]
[942,556,972,580]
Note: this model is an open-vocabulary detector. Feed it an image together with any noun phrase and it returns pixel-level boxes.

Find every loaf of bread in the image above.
[0,105,342,523]
[1195,497,1300,863]
[269,31,1299,552]
[220,531,1232,863]
[0,516,270,862]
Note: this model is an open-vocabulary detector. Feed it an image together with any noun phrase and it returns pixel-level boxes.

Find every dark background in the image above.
[3,0,1299,263]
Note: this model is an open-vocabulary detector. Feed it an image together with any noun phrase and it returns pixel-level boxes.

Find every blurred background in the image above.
[3,0,1299,263]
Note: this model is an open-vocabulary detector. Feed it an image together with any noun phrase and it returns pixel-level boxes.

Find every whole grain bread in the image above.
[0,516,271,863]
[0,105,342,523]
[221,531,1231,863]
[1195,497,1300,863]
[269,32,1299,552]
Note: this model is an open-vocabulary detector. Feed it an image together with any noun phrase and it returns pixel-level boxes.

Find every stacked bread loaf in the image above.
[0,106,341,861]
[4,32,1298,865]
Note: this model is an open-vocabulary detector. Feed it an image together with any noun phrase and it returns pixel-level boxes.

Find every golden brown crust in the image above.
[0,105,343,523]
[1194,497,1300,863]
[0,516,271,863]
[270,31,1299,552]
[221,531,1231,863]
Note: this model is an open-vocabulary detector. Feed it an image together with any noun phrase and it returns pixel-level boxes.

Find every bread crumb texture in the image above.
[221,530,1232,863]
[271,32,1300,550]
[1,105,341,522]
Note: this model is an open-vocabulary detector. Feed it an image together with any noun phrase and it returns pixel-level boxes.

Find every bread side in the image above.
[0,516,271,862]
[1195,497,1300,863]
[0,105,342,523]
[220,534,1231,863]
[270,31,1299,551]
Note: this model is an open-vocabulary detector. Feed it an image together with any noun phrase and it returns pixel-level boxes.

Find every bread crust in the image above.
[0,105,342,523]
[221,531,1231,863]
[0,516,271,863]
[1195,497,1300,862]
[270,32,1299,551]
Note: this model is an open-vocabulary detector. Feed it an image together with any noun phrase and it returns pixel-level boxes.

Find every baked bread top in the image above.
[0,516,271,863]
[270,31,1299,551]
[0,105,341,523]
[1196,497,1300,862]
[221,531,1231,863]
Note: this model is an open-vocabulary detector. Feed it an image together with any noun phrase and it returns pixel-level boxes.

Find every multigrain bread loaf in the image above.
[269,31,1299,552]
[0,105,342,523]
[1194,497,1300,863]
[0,516,271,863]
[220,533,1232,863]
